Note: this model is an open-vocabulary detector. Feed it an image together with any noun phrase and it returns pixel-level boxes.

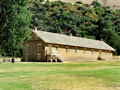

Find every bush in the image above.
[39,0,44,2]
[76,1,83,4]
[77,6,85,10]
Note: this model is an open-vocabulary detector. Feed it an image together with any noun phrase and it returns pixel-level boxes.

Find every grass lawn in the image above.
[0,61,120,90]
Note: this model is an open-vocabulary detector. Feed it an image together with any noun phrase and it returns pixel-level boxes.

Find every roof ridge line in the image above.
[33,30,102,42]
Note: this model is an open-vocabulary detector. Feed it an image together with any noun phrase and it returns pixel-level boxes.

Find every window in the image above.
[105,51,107,56]
[49,44,52,53]
[66,47,68,53]
[38,44,41,51]
[99,50,102,55]
[36,36,39,40]
[91,49,93,55]
[75,48,77,53]
[109,52,111,56]
[37,54,41,60]
[56,46,58,51]
[25,54,28,61]
[83,48,86,54]
[26,44,29,52]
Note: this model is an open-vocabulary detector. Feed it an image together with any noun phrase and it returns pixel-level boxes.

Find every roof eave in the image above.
[45,42,116,51]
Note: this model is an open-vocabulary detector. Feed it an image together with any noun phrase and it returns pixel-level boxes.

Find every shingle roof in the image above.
[33,30,115,51]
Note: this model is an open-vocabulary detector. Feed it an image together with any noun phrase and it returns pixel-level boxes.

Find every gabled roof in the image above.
[33,30,115,51]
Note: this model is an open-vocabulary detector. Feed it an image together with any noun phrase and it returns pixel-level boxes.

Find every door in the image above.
[25,54,28,61]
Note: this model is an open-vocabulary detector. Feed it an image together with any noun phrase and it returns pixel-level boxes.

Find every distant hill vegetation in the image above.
[44,0,120,9]
[29,0,120,55]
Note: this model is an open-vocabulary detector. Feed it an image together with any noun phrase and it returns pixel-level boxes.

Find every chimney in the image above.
[69,33,72,36]
[100,39,103,42]
[34,27,37,31]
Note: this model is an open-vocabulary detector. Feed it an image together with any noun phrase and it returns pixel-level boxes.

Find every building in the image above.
[22,29,115,62]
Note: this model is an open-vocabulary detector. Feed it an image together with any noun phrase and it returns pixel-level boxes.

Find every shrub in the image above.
[76,1,83,4]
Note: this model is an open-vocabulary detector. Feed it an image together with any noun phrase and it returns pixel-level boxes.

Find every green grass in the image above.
[0,61,120,90]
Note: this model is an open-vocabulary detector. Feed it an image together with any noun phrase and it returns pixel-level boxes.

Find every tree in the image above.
[76,1,83,4]
[102,30,120,55]
[29,0,120,55]
[92,1,102,7]
[94,16,114,40]
[0,0,31,57]
[39,0,44,2]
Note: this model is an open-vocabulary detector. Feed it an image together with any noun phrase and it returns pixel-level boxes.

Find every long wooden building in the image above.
[22,29,115,62]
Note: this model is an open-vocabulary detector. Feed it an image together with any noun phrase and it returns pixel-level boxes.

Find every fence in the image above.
[113,56,120,60]
[0,56,22,63]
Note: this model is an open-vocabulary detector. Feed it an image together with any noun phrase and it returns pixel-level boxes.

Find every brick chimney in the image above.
[100,39,103,42]
[33,27,37,31]
[69,33,72,36]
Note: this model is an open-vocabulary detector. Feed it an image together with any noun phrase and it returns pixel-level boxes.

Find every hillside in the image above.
[29,0,120,55]
[106,0,120,9]
[45,0,120,9]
